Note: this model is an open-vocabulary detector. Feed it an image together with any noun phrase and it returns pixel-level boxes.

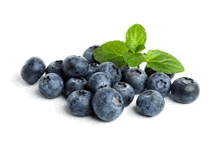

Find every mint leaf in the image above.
[94,40,128,67]
[144,49,185,73]
[135,44,145,53]
[125,24,147,53]
[123,51,145,67]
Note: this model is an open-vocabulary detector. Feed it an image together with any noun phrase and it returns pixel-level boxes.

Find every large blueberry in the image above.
[123,68,148,94]
[144,65,175,79]
[170,77,200,104]
[67,90,93,117]
[146,73,171,97]
[64,77,87,97]
[85,63,99,80]
[92,87,124,122]
[113,82,135,107]
[38,73,64,99]
[136,90,165,117]
[83,45,99,63]
[87,72,111,93]
[98,62,121,86]
[62,55,89,78]
[21,57,46,84]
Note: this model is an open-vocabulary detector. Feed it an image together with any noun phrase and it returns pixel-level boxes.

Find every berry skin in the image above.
[136,90,165,117]
[64,77,87,97]
[146,73,171,97]
[120,65,130,82]
[45,60,69,82]
[144,66,155,77]
[21,57,46,84]
[167,73,175,79]
[85,63,99,80]
[83,45,99,63]
[45,60,63,76]
[87,72,111,93]
[170,77,200,104]
[38,73,64,99]
[92,87,124,122]
[67,90,93,117]
[62,55,89,78]
[144,66,175,79]
[120,65,130,75]
[98,62,121,86]
[113,82,135,107]
[123,68,148,94]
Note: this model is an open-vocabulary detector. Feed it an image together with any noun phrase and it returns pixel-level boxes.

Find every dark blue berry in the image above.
[136,90,165,117]
[146,73,171,97]
[21,57,46,84]
[62,55,89,78]
[83,45,99,63]
[120,65,130,82]
[87,72,111,93]
[67,90,93,117]
[144,66,175,79]
[123,68,148,94]
[45,60,69,82]
[64,77,87,97]
[170,77,200,104]
[98,62,121,86]
[38,73,64,99]
[45,60,63,76]
[92,87,124,122]
[113,82,135,107]
[144,66,155,77]
[85,63,99,80]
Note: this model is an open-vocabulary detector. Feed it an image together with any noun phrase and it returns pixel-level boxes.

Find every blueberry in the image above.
[83,45,99,63]
[170,77,200,104]
[45,60,63,76]
[85,63,99,80]
[87,72,111,93]
[144,66,175,79]
[144,66,155,77]
[167,73,175,79]
[62,55,89,78]
[123,68,148,94]
[38,73,64,99]
[146,73,171,97]
[120,65,130,82]
[120,65,130,75]
[45,60,69,82]
[113,82,135,107]
[92,87,124,122]
[136,90,165,117]
[98,62,121,86]
[21,57,46,84]
[64,77,87,97]
[67,90,93,117]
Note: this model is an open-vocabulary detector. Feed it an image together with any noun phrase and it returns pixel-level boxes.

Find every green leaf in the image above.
[125,24,147,53]
[135,44,145,53]
[123,51,145,67]
[144,49,185,74]
[94,40,128,67]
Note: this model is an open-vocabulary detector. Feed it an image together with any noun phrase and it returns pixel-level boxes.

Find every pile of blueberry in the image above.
[21,46,200,122]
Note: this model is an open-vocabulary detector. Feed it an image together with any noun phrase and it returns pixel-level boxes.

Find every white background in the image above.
[0,0,219,151]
